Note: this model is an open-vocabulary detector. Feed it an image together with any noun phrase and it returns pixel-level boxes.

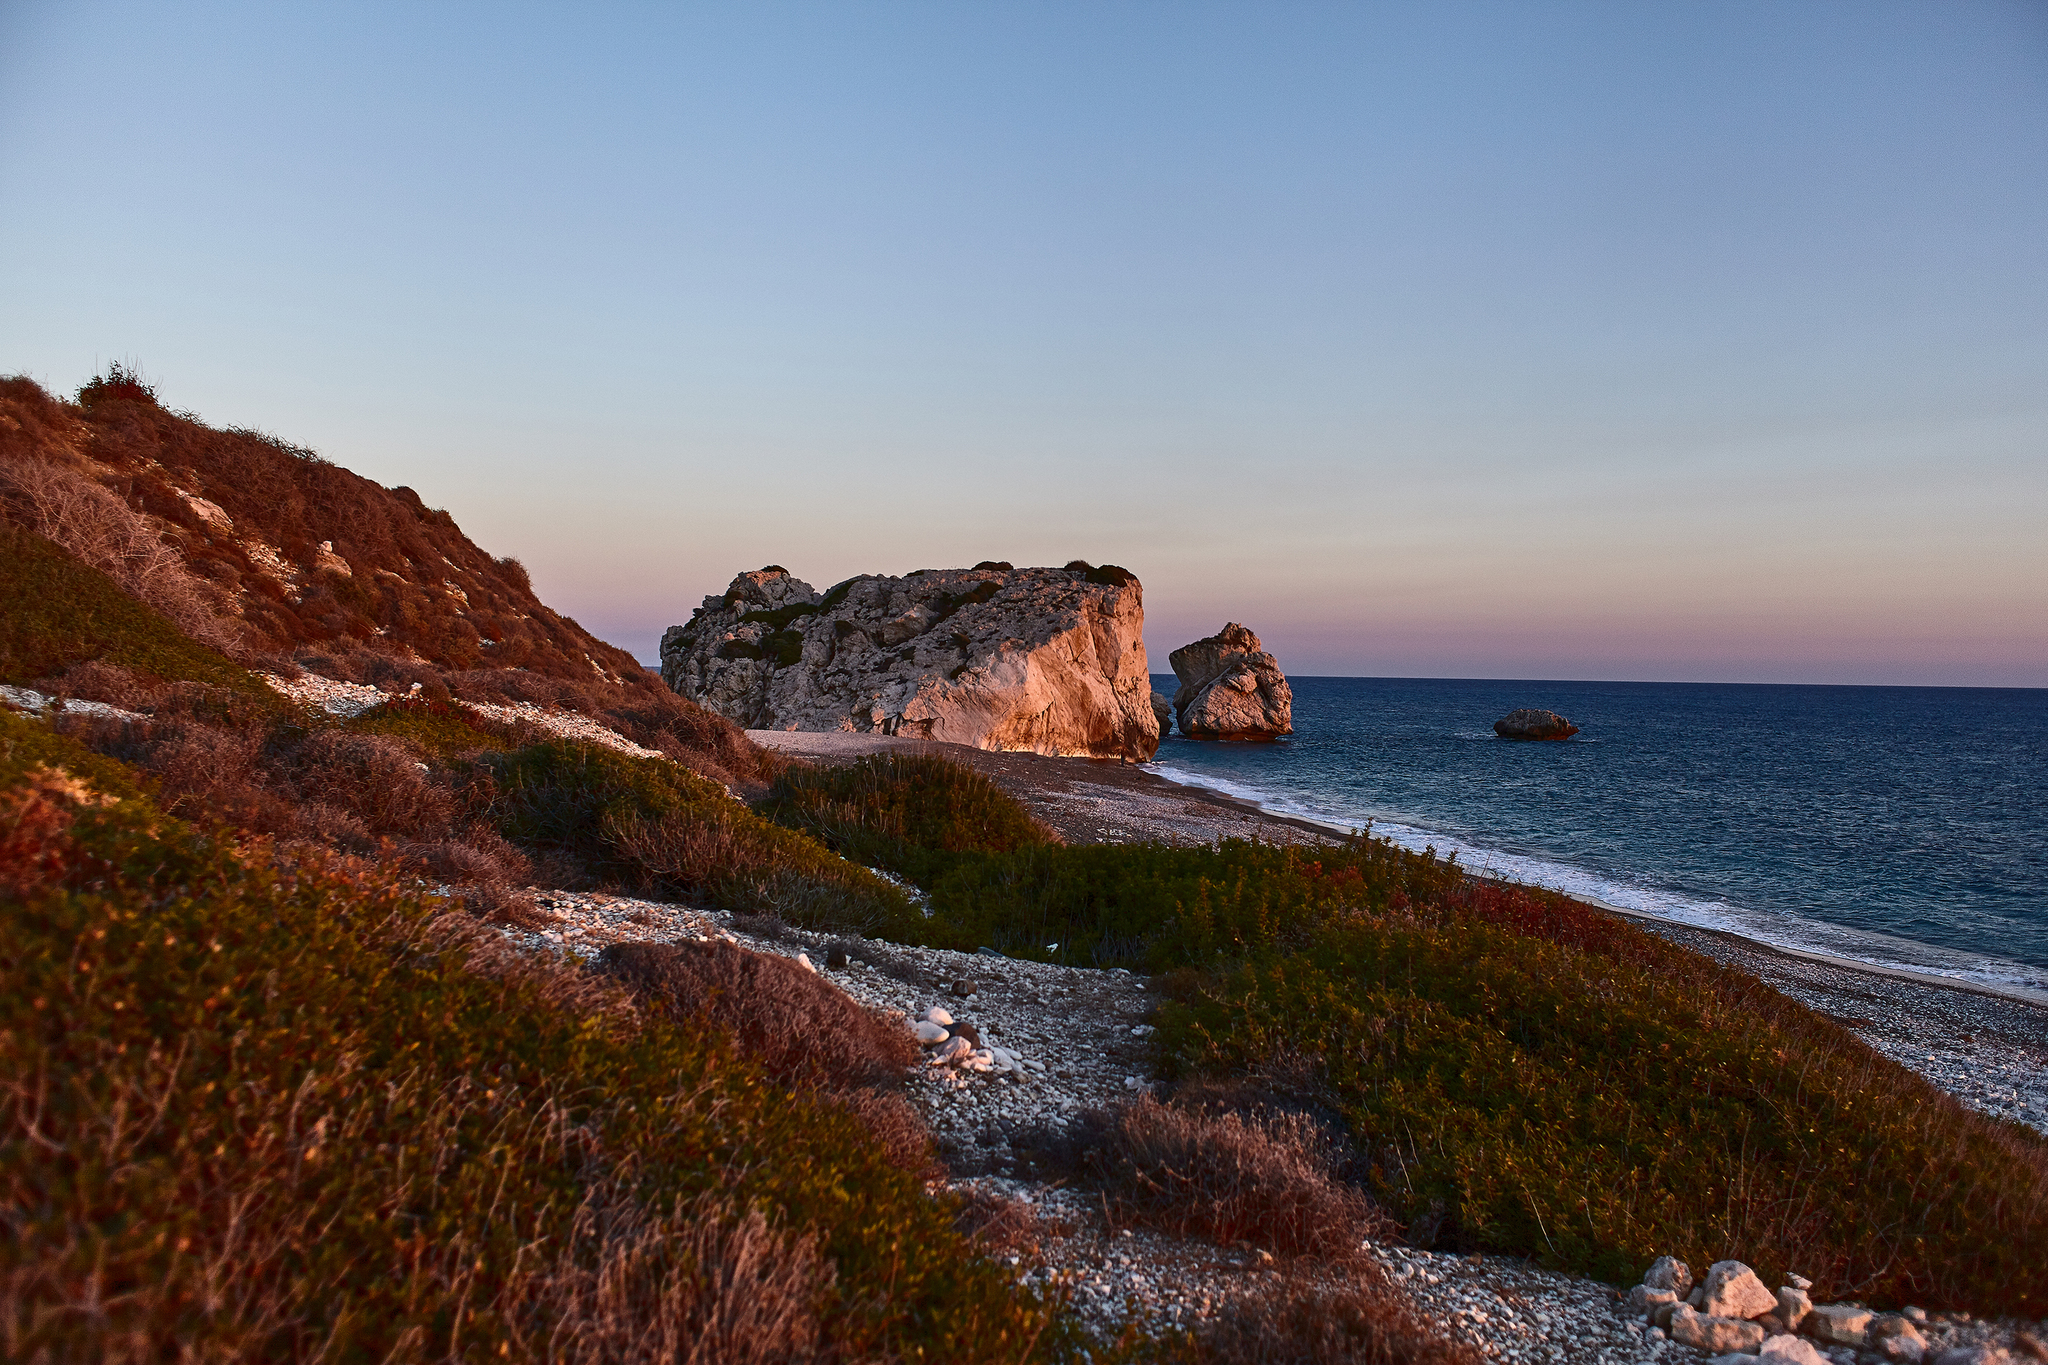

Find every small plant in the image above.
[75,360,157,407]
[1085,1094,1387,1259]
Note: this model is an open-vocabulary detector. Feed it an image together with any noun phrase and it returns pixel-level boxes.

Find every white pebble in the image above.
[923,1006,955,1026]
[914,1021,950,1045]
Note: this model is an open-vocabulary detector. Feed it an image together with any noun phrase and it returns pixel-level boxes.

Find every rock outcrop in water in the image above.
[1493,708,1579,741]
[660,563,1159,760]
[1168,623,1293,741]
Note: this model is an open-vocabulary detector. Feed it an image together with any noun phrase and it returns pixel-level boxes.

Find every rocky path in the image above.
[490,888,1692,1360]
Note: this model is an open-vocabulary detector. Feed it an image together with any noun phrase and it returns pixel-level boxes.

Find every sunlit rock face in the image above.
[1168,623,1293,742]
[660,562,1159,760]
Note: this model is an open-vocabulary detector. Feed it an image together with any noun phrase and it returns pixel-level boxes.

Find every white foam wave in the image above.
[1145,762,2048,1000]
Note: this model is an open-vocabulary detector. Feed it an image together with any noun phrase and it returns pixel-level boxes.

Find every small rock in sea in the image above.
[951,978,976,997]
[1493,707,1580,740]
[923,1006,955,1026]
[914,1021,950,1045]
[1700,1260,1777,1320]
[795,952,818,973]
[826,946,849,968]
[1168,623,1293,741]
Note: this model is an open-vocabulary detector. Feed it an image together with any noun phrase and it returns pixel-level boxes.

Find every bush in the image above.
[0,732,1053,1362]
[761,752,1056,885]
[599,939,919,1094]
[482,740,928,937]
[1083,1095,1387,1259]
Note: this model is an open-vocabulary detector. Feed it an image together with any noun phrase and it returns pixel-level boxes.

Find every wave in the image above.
[1145,762,2048,1000]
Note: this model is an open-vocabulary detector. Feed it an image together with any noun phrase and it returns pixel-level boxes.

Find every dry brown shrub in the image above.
[33,660,168,710]
[827,1086,941,1180]
[516,1190,834,1365]
[450,882,553,929]
[598,940,919,1094]
[293,800,374,851]
[1093,1094,1389,1259]
[291,730,455,838]
[403,827,533,886]
[951,1186,1046,1257]
[1190,1277,1483,1365]
[0,452,238,651]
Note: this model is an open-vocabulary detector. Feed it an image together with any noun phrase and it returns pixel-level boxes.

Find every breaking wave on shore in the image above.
[1146,676,2048,1002]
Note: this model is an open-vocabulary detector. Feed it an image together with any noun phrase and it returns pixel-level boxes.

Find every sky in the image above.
[3,2,2044,686]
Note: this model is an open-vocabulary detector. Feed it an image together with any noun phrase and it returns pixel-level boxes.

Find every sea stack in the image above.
[1494,708,1579,740]
[659,562,1159,760]
[1168,623,1293,741]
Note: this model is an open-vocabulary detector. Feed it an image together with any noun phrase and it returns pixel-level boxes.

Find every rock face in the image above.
[1168,624,1293,741]
[1701,1260,1779,1320]
[1493,708,1579,741]
[660,563,1158,760]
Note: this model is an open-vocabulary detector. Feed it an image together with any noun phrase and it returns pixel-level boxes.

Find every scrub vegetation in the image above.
[770,759,2048,1315]
[5,367,2043,1359]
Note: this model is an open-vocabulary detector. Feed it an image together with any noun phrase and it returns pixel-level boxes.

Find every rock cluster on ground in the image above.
[660,563,1159,759]
[1494,707,1580,740]
[1167,623,1293,741]
[1625,1256,2043,1365]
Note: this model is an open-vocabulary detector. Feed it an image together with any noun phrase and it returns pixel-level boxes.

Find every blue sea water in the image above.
[1146,676,2048,996]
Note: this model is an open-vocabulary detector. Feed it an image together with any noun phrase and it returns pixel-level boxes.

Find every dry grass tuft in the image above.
[519,1191,835,1365]
[598,939,919,1093]
[1090,1094,1389,1259]
[0,450,238,652]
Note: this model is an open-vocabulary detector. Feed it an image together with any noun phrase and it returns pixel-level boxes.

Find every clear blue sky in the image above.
[4,2,2044,685]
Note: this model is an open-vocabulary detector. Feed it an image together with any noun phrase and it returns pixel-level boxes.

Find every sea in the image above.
[1146,676,2048,998]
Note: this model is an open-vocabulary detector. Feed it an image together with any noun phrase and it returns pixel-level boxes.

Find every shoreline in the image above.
[747,728,2048,1135]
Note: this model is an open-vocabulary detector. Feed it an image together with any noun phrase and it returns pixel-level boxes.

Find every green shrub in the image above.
[0,525,274,706]
[1151,881,2048,1311]
[344,694,511,756]
[0,740,1052,1362]
[482,740,928,937]
[921,837,1458,968]
[761,752,1056,886]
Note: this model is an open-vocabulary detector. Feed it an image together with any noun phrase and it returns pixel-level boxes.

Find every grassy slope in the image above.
[0,524,272,702]
[0,711,1050,1362]
[766,759,2048,1314]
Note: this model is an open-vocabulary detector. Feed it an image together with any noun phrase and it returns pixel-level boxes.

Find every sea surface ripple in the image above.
[1146,676,2048,996]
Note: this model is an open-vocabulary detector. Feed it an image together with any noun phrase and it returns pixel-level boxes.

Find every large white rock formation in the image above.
[660,563,1159,760]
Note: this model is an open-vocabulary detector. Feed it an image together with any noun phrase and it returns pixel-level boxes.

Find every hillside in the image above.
[0,369,762,788]
[5,369,2045,1363]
